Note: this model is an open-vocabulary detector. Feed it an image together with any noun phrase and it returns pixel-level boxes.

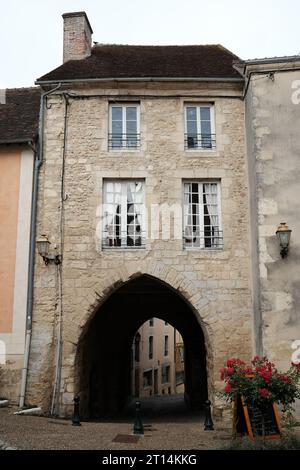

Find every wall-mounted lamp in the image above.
[36,234,61,265]
[276,222,292,258]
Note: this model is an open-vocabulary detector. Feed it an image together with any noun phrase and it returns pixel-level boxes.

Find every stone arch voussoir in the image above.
[75,260,212,352]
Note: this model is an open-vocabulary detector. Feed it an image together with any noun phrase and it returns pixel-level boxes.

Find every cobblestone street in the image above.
[0,403,232,450]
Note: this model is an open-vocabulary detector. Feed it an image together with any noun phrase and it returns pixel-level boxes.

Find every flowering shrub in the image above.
[220,356,300,411]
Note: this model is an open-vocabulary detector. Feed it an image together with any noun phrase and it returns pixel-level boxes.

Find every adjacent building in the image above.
[239,57,300,384]
[0,87,40,400]
[132,318,177,398]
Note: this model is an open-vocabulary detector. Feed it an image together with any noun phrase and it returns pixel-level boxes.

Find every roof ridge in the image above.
[92,43,228,48]
[5,86,40,92]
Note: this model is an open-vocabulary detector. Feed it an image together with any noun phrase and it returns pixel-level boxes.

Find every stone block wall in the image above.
[26,81,253,415]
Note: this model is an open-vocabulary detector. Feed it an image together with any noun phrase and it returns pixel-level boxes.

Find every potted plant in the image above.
[219,356,300,439]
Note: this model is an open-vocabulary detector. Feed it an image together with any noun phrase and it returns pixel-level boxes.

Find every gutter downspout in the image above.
[19,83,62,408]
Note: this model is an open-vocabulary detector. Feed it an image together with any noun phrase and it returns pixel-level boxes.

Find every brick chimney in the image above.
[62,12,93,63]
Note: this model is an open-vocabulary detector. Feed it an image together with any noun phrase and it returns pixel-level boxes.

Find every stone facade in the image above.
[26,79,254,416]
[132,318,177,398]
[245,63,300,392]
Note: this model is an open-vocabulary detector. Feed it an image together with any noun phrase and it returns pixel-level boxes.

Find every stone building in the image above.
[0,88,40,401]
[237,58,300,400]
[175,329,185,394]
[22,11,253,418]
[131,318,177,398]
[2,11,299,420]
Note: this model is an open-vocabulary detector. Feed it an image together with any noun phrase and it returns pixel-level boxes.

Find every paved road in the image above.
[0,403,231,450]
[122,394,203,421]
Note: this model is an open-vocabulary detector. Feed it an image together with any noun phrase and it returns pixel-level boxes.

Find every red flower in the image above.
[220,356,300,409]
[241,367,254,375]
[278,374,289,382]
[252,355,260,364]
[258,388,271,397]
[227,358,245,368]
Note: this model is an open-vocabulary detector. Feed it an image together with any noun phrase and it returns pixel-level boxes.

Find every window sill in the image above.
[102,247,146,252]
[183,247,223,251]
[108,149,141,153]
[184,149,217,154]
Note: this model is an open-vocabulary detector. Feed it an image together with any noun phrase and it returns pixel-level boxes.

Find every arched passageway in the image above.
[76,275,208,419]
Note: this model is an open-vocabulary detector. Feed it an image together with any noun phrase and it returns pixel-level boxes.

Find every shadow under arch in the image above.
[75,274,209,419]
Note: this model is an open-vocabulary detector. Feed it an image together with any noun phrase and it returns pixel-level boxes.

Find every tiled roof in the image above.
[37,44,241,82]
[0,87,40,144]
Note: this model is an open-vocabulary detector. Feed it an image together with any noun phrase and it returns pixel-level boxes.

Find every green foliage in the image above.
[220,432,300,450]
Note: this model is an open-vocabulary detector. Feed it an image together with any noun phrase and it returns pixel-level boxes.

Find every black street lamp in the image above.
[276,223,292,258]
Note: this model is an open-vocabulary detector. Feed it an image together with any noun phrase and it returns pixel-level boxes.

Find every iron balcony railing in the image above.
[183,229,223,249]
[108,133,141,150]
[102,231,146,249]
[184,133,216,150]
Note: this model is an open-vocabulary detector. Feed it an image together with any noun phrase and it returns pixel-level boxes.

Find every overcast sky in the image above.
[1,0,300,88]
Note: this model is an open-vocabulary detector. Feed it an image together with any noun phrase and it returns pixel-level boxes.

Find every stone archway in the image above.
[75,274,210,419]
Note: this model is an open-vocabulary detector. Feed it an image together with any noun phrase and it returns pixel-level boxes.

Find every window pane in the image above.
[191,183,198,193]
[201,120,211,135]
[187,121,197,134]
[126,120,137,134]
[111,107,122,120]
[115,182,122,193]
[126,107,137,120]
[186,107,197,120]
[106,182,114,193]
[112,121,122,134]
[200,107,211,121]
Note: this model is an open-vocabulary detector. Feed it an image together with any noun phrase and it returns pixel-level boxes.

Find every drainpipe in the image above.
[19,83,62,408]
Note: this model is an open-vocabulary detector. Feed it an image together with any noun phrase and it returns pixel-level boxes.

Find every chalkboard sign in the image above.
[233,396,282,441]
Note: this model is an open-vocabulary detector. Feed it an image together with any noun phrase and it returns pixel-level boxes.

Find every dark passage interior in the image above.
[76,275,208,419]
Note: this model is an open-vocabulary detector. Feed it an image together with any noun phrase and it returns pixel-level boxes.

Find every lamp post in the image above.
[36,234,61,265]
[276,223,292,258]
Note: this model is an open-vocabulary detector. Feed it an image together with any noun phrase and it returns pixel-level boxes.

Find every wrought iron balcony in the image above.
[183,229,223,249]
[108,133,141,150]
[102,230,146,249]
[184,133,216,150]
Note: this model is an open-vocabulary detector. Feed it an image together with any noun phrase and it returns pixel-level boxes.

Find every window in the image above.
[161,364,170,384]
[176,371,184,385]
[143,369,153,388]
[164,335,169,356]
[109,104,140,149]
[185,104,215,150]
[149,318,154,327]
[102,180,145,249]
[148,336,153,360]
[134,333,141,362]
[183,182,223,249]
